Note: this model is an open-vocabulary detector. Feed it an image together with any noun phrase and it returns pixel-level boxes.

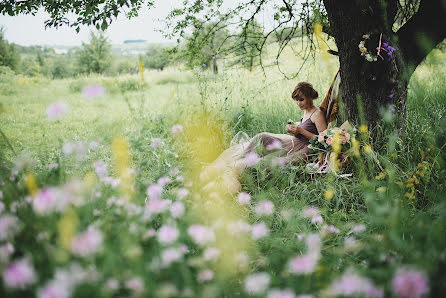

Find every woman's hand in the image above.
[286,125,301,136]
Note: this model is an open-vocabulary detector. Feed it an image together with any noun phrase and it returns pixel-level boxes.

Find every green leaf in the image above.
[101,20,108,31]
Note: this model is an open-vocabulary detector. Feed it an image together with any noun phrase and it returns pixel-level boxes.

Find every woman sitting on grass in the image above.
[201,82,327,194]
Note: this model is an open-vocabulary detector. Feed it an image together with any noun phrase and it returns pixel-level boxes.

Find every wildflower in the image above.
[89,140,100,150]
[311,215,324,225]
[157,225,179,245]
[244,272,270,295]
[105,279,119,291]
[197,269,214,282]
[251,222,270,239]
[360,125,368,134]
[38,282,70,298]
[363,144,373,154]
[143,228,156,240]
[151,138,162,148]
[0,214,20,240]
[146,198,171,215]
[237,192,251,205]
[0,201,4,214]
[3,258,36,288]
[161,247,183,266]
[389,93,395,99]
[255,200,275,216]
[0,243,14,262]
[203,247,220,262]
[48,163,59,170]
[187,225,215,246]
[326,137,333,145]
[244,152,261,167]
[266,140,282,151]
[125,277,145,295]
[392,268,428,298]
[71,226,103,257]
[352,224,366,233]
[33,188,58,215]
[170,202,185,218]
[172,124,183,134]
[271,156,287,167]
[267,288,296,298]
[46,102,69,121]
[82,85,105,99]
[157,176,171,187]
[289,254,317,274]
[324,225,340,234]
[302,206,319,218]
[325,271,383,298]
[93,160,108,179]
[62,141,87,161]
[176,188,189,200]
[324,189,335,200]
[227,220,252,236]
[147,184,162,200]
[306,234,322,254]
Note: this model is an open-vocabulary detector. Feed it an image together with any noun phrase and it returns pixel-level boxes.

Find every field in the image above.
[0,44,445,298]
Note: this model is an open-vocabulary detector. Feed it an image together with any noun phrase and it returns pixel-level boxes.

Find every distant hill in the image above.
[123,39,147,44]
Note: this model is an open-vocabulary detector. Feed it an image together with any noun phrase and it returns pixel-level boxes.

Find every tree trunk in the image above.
[323,0,406,132]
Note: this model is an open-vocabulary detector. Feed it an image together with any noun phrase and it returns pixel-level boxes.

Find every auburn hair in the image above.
[291,82,318,101]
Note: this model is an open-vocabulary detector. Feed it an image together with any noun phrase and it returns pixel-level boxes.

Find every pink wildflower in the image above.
[161,247,183,266]
[326,225,340,234]
[0,243,14,262]
[157,176,171,187]
[3,258,36,288]
[93,160,108,179]
[125,277,145,295]
[146,198,171,215]
[255,200,275,216]
[318,134,325,142]
[267,288,296,298]
[143,228,156,240]
[147,184,162,200]
[237,192,251,205]
[82,85,105,99]
[227,220,252,236]
[251,222,270,239]
[302,206,319,218]
[244,272,270,295]
[177,188,189,200]
[48,163,59,170]
[197,269,214,283]
[352,224,366,233]
[311,215,323,225]
[187,225,215,246]
[46,102,68,121]
[151,138,162,148]
[71,226,103,257]
[271,157,287,167]
[244,152,261,167]
[203,247,220,262]
[33,188,59,215]
[0,214,20,240]
[392,268,428,298]
[105,279,119,291]
[157,225,179,245]
[326,137,333,146]
[38,282,70,298]
[326,271,383,298]
[170,202,185,218]
[171,124,183,134]
[169,168,179,176]
[266,140,282,151]
[289,255,317,274]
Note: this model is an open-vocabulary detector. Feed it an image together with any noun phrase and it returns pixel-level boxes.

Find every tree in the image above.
[0,27,20,71]
[1,0,445,131]
[233,19,265,71]
[144,45,171,71]
[75,31,113,74]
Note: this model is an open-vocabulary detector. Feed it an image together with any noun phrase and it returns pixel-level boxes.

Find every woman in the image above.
[201,82,327,194]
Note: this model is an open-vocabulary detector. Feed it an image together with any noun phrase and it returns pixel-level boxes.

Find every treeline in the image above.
[0,24,305,78]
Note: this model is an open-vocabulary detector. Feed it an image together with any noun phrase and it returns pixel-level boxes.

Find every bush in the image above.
[0,66,17,95]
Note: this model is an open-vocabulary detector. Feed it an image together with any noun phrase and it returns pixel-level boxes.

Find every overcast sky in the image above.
[0,0,282,47]
[0,1,187,46]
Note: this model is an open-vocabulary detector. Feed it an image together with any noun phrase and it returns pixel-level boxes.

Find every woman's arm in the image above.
[286,111,327,139]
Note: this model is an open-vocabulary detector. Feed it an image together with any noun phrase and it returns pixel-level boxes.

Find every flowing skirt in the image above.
[200,132,311,194]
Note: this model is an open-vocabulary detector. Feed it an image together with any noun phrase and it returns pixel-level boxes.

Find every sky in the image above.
[0,1,184,46]
[0,0,278,47]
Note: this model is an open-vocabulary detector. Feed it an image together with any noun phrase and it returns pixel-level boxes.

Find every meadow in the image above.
[0,43,445,298]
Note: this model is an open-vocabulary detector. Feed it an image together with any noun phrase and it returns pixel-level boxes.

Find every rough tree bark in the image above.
[322,0,446,132]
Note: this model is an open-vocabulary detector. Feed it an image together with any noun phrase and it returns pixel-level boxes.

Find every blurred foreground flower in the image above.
[244,152,260,167]
[46,102,68,121]
[255,200,275,216]
[3,258,36,289]
[172,124,183,134]
[0,214,20,240]
[187,225,215,246]
[237,192,251,205]
[244,272,270,295]
[392,268,428,298]
[324,270,383,297]
[71,226,103,257]
[267,288,296,298]
[82,85,105,99]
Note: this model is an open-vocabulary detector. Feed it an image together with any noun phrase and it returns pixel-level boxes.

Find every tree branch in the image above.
[397,0,446,68]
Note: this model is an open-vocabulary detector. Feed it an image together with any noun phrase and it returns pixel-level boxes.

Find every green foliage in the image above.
[144,44,171,71]
[233,20,265,71]
[75,31,113,74]
[0,27,20,71]
[0,65,17,95]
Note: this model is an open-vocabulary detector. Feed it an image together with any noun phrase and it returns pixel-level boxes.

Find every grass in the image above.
[0,42,445,297]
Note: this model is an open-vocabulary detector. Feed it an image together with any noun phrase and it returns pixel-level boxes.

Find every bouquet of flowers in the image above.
[307,122,356,173]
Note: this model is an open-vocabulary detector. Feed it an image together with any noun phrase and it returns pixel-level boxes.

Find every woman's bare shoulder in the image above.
[312,109,326,121]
